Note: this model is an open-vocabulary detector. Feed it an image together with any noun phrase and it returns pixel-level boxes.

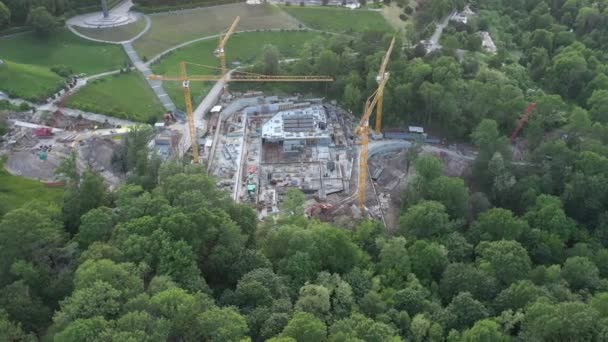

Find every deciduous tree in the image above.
[0,1,10,28]
[399,201,451,239]
[282,312,327,342]
[28,7,57,37]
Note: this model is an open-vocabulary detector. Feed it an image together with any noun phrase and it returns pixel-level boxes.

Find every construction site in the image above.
[200,94,355,217]
[0,15,480,231]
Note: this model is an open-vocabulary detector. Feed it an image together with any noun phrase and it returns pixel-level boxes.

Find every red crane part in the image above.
[510,102,537,143]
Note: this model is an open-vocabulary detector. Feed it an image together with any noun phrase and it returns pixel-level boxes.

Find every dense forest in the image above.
[2,0,608,341]
[268,0,608,141]
[3,120,608,341]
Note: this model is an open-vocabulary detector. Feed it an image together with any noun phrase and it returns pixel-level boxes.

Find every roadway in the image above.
[427,10,457,52]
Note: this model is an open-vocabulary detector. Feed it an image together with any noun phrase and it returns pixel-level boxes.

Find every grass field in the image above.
[66,72,165,122]
[71,17,148,43]
[381,3,410,32]
[150,30,323,109]
[0,29,127,75]
[281,6,392,33]
[0,60,65,102]
[0,159,63,214]
[133,3,300,59]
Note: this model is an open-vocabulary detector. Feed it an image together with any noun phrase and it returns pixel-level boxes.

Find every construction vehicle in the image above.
[148,16,333,164]
[511,102,537,143]
[355,37,395,209]
[36,78,78,139]
[34,127,53,138]
[34,109,63,138]
[163,111,176,125]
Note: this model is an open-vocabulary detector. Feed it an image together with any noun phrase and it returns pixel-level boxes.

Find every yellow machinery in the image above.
[150,64,333,164]
[215,16,240,77]
[374,36,396,135]
[150,16,333,164]
[356,37,396,208]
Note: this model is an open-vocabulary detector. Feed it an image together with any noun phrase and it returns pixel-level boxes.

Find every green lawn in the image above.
[381,3,410,32]
[0,160,63,214]
[71,17,148,43]
[150,30,324,110]
[281,6,392,33]
[133,3,300,59]
[0,29,127,75]
[66,72,165,123]
[0,60,65,102]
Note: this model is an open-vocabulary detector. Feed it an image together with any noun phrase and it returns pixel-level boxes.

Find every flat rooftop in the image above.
[262,105,330,141]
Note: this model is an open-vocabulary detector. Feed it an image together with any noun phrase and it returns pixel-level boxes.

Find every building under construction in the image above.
[205,95,354,218]
[258,103,352,216]
[261,105,331,153]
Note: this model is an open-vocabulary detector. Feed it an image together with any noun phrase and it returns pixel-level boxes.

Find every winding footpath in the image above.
[67,0,354,118]
[60,2,373,163]
[65,0,177,111]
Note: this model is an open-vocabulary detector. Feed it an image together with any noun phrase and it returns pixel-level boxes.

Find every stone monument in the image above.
[73,0,137,28]
[101,0,109,18]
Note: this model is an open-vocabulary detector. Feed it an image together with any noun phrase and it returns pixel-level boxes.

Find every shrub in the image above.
[51,65,73,78]
[404,6,413,14]
[399,14,407,21]
[18,102,30,111]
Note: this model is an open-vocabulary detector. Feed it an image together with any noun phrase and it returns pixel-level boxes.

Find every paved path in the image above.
[146,28,346,67]
[427,10,457,52]
[62,0,174,114]
[67,13,151,45]
[123,42,177,112]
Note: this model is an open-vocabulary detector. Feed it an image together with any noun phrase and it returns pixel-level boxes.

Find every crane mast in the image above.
[215,16,240,77]
[356,37,395,208]
[374,37,396,135]
[357,89,380,208]
[180,61,199,163]
[154,65,332,164]
[510,102,537,143]
[150,14,333,165]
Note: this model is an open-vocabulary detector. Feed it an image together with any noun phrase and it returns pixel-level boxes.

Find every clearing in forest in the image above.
[0,29,127,75]
[150,30,324,110]
[66,72,165,123]
[280,6,393,33]
[133,3,301,59]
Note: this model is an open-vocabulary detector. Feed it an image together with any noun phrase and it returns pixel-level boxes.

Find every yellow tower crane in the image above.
[374,36,396,135]
[215,16,240,78]
[356,37,396,208]
[149,16,333,164]
[150,68,333,164]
